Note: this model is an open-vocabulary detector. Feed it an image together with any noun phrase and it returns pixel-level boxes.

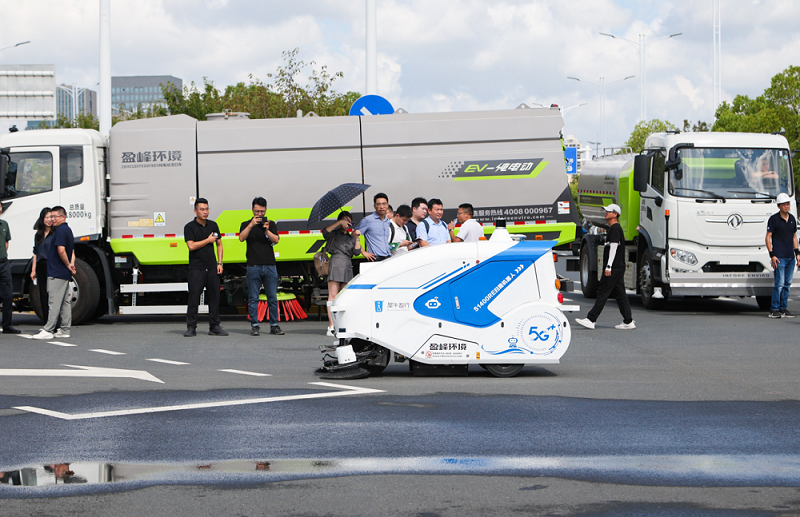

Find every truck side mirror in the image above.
[633,154,649,192]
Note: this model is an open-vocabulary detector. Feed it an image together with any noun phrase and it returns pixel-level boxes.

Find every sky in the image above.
[1,0,799,151]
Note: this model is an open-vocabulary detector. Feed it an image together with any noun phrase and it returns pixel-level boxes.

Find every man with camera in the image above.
[239,196,284,336]
[184,197,227,337]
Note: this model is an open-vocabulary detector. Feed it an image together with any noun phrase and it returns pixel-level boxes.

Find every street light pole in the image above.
[567,75,633,151]
[600,31,682,121]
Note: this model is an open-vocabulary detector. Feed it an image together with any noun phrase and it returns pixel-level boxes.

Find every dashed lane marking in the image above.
[49,341,76,347]
[90,349,126,355]
[218,369,271,377]
[146,358,190,365]
[14,382,385,420]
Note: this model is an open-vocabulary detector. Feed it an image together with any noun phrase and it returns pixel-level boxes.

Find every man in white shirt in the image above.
[389,205,413,256]
[448,203,484,243]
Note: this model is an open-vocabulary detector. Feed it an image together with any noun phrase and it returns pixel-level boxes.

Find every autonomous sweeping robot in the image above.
[317,222,576,379]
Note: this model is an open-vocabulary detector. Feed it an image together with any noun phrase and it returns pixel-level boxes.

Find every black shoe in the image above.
[184,327,197,337]
[781,310,796,318]
[270,325,285,335]
[3,326,21,334]
[769,311,782,319]
[209,326,229,336]
[250,326,260,336]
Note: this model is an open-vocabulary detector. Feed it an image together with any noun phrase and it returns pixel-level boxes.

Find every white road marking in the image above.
[218,369,271,377]
[0,364,163,384]
[146,358,190,365]
[14,382,385,420]
[17,334,33,339]
[49,341,77,347]
[90,349,126,355]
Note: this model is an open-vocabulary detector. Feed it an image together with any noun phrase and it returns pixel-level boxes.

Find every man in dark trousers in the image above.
[33,206,75,340]
[575,203,635,330]
[0,203,19,334]
[239,196,284,336]
[765,192,800,318]
[184,198,227,337]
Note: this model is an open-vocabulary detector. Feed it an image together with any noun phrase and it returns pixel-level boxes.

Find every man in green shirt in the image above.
[0,204,20,334]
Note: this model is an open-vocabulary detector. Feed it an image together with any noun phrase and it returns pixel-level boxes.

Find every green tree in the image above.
[713,65,800,185]
[624,119,677,153]
[39,112,100,130]
[683,119,709,132]
[162,48,361,120]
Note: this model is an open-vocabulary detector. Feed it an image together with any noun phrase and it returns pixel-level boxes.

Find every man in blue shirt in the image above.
[354,192,392,261]
[765,192,800,318]
[417,198,450,246]
[33,206,75,340]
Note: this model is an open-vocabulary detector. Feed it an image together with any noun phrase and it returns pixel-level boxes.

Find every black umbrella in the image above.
[306,183,371,228]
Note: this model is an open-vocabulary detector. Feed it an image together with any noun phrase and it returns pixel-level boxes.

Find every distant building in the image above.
[56,84,98,120]
[112,75,182,114]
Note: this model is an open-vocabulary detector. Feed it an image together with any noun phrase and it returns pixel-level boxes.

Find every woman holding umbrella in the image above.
[322,211,362,336]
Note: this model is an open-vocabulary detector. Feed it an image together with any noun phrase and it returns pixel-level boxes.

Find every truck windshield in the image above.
[2,152,53,200]
[670,148,792,200]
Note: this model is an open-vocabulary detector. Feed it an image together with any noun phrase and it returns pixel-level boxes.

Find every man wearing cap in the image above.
[575,203,635,330]
[765,192,800,318]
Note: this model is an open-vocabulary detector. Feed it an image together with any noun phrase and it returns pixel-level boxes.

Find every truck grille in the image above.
[701,262,764,273]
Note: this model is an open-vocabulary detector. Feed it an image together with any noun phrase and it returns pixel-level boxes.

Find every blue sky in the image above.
[1,0,799,149]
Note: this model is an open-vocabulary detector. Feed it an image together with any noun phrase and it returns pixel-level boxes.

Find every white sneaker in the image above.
[32,329,55,340]
[615,321,636,330]
[54,329,70,338]
[575,318,595,330]
[326,327,335,337]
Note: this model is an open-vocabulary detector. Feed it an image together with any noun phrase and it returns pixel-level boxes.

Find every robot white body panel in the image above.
[322,240,572,378]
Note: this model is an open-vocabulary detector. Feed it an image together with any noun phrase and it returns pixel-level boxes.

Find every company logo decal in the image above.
[727,213,743,230]
[120,150,182,169]
[374,301,383,312]
[425,297,441,309]
[440,159,547,181]
[482,312,563,356]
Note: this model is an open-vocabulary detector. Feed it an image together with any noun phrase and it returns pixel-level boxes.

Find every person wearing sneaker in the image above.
[184,198,227,337]
[239,196,284,337]
[33,207,75,340]
[0,203,20,334]
[765,192,800,319]
[574,203,635,331]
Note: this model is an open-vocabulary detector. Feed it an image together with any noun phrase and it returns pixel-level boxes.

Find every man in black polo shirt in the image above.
[239,196,283,336]
[765,192,800,318]
[575,203,635,330]
[0,203,20,334]
[184,198,227,337]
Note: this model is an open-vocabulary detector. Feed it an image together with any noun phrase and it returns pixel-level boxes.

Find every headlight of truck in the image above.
[670,248,698,266]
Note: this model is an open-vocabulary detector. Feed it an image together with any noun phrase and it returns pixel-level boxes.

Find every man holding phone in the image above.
[239,196,283,336]
[184,197,227,337]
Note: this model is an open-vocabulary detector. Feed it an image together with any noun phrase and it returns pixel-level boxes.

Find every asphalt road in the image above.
[2,259,800,516]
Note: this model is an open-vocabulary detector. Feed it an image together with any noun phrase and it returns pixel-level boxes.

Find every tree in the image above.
[683,119,709,132]
[624,119,677,153]
[161,48,361,120]
[39,113,100,130]
[713,65,800,186]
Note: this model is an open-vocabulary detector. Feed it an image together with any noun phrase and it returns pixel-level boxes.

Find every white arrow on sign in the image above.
[14,382,384,420]
[0,364,163,384]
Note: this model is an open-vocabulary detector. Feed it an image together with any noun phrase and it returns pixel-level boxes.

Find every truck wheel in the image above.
[69,258,101,325]
[755,296,772,310]
[485,364,524,378]
[580,246,598,298]
[639,250,667,310]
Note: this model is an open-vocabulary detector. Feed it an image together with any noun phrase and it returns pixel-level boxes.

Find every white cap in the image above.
[776,193,791,205]
[603,203,621,215]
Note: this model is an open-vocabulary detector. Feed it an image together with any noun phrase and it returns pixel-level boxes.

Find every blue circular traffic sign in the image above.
[349,95,394,116]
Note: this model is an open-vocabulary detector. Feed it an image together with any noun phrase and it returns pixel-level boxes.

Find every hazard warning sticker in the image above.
[154,212,166,227]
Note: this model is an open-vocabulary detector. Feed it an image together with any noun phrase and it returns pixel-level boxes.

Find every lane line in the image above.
[90,349,126,355]
[17,334,33,339]
[0,364,163,384]
[49,341,76,347]
[146,358,190,365]
[14,382,385,420]
[218,369,271,377]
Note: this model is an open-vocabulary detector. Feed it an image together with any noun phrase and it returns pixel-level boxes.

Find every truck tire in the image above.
[484,364,524,378]
[755,296,772,311]
[70,258,101,325]
[639,250,668,310]
[580,246,598,298]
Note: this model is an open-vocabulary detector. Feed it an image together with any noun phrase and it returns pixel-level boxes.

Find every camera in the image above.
[255,216,263,225]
